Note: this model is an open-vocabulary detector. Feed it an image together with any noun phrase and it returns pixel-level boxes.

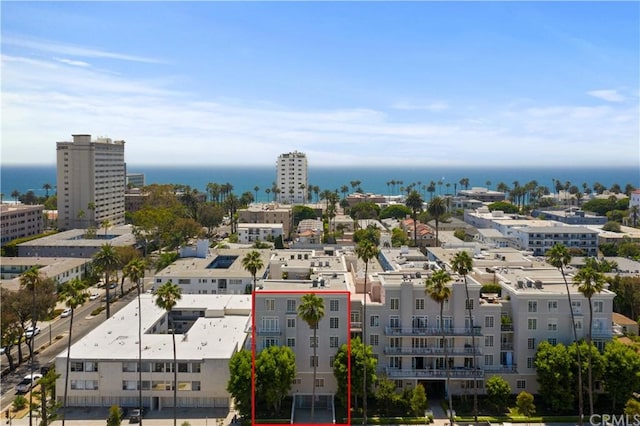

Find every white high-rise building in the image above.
[276,151,308,204]
[56,134,126,230]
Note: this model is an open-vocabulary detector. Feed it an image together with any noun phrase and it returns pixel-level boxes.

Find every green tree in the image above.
[256,345,296,415]
[405,190,424,246]
[391,228,408,247]
[356,238,379,423]
[227,349,252,418]
[486,375,511,414]
[297,293,325,421]
[106,405,123,426]
[375,377,401,416]
[625,398,640,416]
[410,383,428,416]
[292,205,317,228]
[58,278,89,426]
[93,243,120,319]
[198,203,225,237]
[534,341,575,413]
[602,340,640,411]
[546,244,583,424]
[154,281,182,426]
[487,201,520,214]
[603,221,621,232]
[427,197,447,246]
[242,250,264,293]
[35,366,61,426]
[333,336,377,411]
[42,183,52,199]
[451,250,478,423]
[573,264,605,416]
[516,391,536,426]
[1,288,22,371]
[380,204,411,220]
[425,269,453,425]
[349,201,380,220]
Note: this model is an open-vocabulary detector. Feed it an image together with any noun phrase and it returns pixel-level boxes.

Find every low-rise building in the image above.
[237,223,283,244]
[458,187,506,203]
[531,208,607,225]
[0,204,44,246]
[0,257,90,291]
[238,203,293,236]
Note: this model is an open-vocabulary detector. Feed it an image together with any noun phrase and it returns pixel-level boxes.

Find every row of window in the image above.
[528,300,603,313]
[72,361,202,373]
[121,381,201,391]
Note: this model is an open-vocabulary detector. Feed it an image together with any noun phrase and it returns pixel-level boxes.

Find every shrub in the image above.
[13,395,27,411]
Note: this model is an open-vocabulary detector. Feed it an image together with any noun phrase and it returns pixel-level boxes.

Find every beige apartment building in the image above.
[56,134,126,230]
[276,151,308,204]
[0,204,44,245]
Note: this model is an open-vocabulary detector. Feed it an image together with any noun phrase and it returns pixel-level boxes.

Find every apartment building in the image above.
[238,203,293,236]
[531,208,607,225]
[276,151,308,204]
[237,223,283,244]
[55,294,250,410]
[0,204,44,245]
[0,257,90,291]
[457,187,506,203]
[57,134,126,230]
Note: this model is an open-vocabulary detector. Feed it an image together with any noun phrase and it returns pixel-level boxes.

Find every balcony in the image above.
[485,365,518,374]
[500,342,514,350]
[384,346,482,356]
[385,327,482,337]
[350,322,362,330]
[500,324,514,332]
[385,367,484,379]
[257,328,281,336]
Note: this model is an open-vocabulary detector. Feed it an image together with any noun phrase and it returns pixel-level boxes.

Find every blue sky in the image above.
[2,1,638,167]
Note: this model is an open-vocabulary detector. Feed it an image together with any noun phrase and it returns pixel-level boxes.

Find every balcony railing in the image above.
[500,342,514,350]
[350,322,362,330]
[384,346,482,356]
[385,367,484,379]
[484,365,518,374]
[501,324,514,332]
[385,326,482,336]
[257,328,281,336]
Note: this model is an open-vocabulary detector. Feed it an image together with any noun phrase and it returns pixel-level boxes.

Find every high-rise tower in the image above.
[276,151,308,204]
[56,134,126,230]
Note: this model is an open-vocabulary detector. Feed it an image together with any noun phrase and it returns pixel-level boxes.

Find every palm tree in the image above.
[154,281,182,426]
[124,258,147,421]
[405,190,424,247]
[425,269,453,426]
[20,267,43,426]
[546,244,583,426]
[93,243,119,319]
[242,250,264,294]
[11,189,20,204]
[43,183,52,198]
[355,238,379,424]
[297,293,325,421]
[451,251,478,424]
[59,278,89,426]
[427,196,447,247]
[253,186,260,203]
[573,263,605,417]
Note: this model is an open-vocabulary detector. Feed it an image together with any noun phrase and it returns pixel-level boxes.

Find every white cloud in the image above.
[391,101,449,111]
[587,89,625,102]
[54,57,90,67]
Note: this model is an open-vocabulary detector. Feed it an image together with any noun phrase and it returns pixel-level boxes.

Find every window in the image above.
[265,299,275,311]
[465,299,474,310]
[264,337,278,348]
[122,362,137,372]
[262,317,279,331]
[528,300,537,313]
[192,381,201,391]
[330,336,339,348]
[484,354,493,366]
[547,338,557,345]
[575,319,583,330]
[370,315,380,327]
[286,299,296,313]
[527,357,535,369]
[593,301,603,313]
[71,362,84,372]
[547,320,557,331]
[415,299,425,310]
[330,317,339,329]
[548,300,558,312]
[485,316,494,328]
[390,298,400,310]
[528,338,536,350]
[369,334,379,346]
[351,311,361,323]
[485,335,494,347]
[330,356,335,367]
[310,336,318,348]
[287,338,296,347]
[572,300,582,314]
[330,299,339,311]
[191,363,201,373]
[527,318,537,330]
[310,356,318,368]
[315,378,325,388]
[178,363,189,373]
[84,362,98,372]
[516,380,526,389]
[122,380,138,391]
[390,337,400,348]
[287,318,296,328]
[389,316,400,328]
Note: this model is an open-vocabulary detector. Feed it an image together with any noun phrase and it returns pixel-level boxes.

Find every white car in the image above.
[15,373,43,393]
[24,326,41,339]
[89,292,100,301]
[60,308,72,318]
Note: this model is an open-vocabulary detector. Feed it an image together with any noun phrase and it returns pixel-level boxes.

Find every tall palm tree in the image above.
[242,250,264,294]
[254,186,260,203]
[20,267,43,426]
[59,278,89,426]
[124,258,147,423]
[405,190,424,247]
[93,243,119,319]
[425,269,453,426]
[355,238,379,425]
[546,244,583,426]
[451,251,477,424]
[427,196,447,247]
[11,189,20,204]
[43,183,52,198]
[154,281,182,426]
[297,293,325,421]
[573,263,605,417]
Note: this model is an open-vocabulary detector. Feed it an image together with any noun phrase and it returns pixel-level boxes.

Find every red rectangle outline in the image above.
[251,289,351,426]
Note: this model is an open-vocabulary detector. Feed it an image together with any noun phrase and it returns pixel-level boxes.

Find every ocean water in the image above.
[1,164,638,203]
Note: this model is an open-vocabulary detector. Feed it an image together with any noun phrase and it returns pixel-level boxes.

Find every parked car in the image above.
[60,308,72,318]
[15,373,42,393]
[24,326,41,339]
[109,282,118,289]
[89,292,100,301]
[129,408,144,423]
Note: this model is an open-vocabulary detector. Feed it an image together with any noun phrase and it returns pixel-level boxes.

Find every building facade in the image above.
[276,151,308,204]
[0,204,44,245]
[56,134,126,230]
